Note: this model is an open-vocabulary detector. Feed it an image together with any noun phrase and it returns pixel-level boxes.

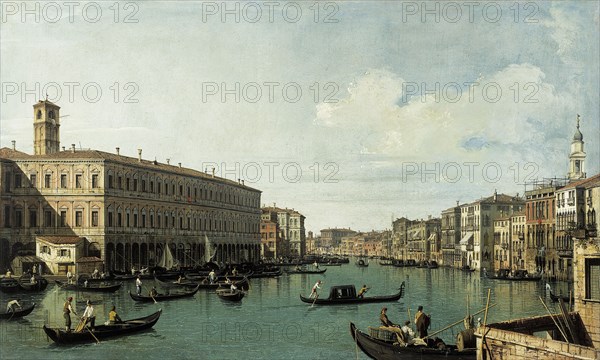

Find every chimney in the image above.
[456,200,459,207]
[178,162,182,168]
[241,180,245,186]
[138,149,142,162]
[211,168,215,178]
[71,144,76,153]
[237,178,240,184]
[494,189,498,201]
[62,146,65,151]
[166,158,170,165]
[116,147,120,156]
[11,140,15,150]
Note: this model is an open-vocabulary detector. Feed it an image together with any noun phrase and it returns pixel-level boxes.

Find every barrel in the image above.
[456,328,476,351]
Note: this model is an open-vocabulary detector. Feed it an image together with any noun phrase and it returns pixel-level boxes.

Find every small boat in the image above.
[129,285,200,302]
[379,260,394,266]
[487,269,541,282]
[43,309,162,344]
[0,277,20,294]
[427,261,439,269]
[18,275,49,292]
[549,290,571,303]
[249,269,283,278]
[460,265,476,273]
[323,262,342,267]
[156,277,250,291]
[0,303,36,320]
[285,268,327,275]
[416,261,429,268]
[356,259,369,267]
[300,282,405,305]
[216,288,245,302]
[350,322,476,360]
[55,280,122,293]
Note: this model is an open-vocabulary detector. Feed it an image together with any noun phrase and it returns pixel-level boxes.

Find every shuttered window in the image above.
[586,258,600,300]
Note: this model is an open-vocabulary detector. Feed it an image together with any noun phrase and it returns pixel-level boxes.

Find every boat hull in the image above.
[43,309,162,344]
[55,280,122,292]
[349,322,476,360]
[0,303,35,320]
[129,285,199,302]
[300,283,404,305]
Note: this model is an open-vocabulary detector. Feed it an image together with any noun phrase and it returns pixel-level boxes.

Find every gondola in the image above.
[549,290,571,303]
[216,288,245,302]
[18,275,49,292]
[460,265,476,273]
[128,285,200,302]
[356,259,369,267]
[378,260,394,266]
[285,268,327,274]
[323,262,342,267]
[55,280,122,293]
[249,269,283,278]
[0,278,20,294]
[43,309,162,344]
[349,322,476,360]
[427,261,439,269]
[156,277,250,290]
[300,282,405,305]
[0,303,36,320]
[486,269,541,282]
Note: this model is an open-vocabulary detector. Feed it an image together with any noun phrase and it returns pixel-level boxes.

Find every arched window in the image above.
[48,110,55,119]
[36,110,42,119]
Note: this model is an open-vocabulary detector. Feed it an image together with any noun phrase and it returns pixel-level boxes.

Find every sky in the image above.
[1,1,599,234]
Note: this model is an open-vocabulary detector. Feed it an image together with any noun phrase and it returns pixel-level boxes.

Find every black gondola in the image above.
[378,260,394,266]
[55,280,122,293]
[0,303,36,320]
[427,261,439,269]
[549,290,571,303]
[356,259,369,267]
[156,277,250,291]
[18,275,49,292]
[486,269,541,281]
[460,265,476,273]
[0,278,20,293]
[285,268,327,274]
[300,282,405,305]
[216,288,245,302]
[128,285,200,302]
[349,322,476,360]
[43,309,162,344]
[249,269,283,278]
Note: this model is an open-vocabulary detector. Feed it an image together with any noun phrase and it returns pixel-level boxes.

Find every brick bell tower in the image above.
[33,100,61,155]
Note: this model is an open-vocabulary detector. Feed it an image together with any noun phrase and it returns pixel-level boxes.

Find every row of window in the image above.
[106,174,259,208]
[1,206,258,233]
[40,245,71,257]
[7,173,97,190]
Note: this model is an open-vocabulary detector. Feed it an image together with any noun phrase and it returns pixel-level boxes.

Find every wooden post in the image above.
[483,289,491,327]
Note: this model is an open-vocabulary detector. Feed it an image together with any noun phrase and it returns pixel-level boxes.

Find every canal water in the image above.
[0,262,569,359]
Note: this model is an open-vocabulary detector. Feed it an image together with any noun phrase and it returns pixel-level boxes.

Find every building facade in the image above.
[0,101,262,274]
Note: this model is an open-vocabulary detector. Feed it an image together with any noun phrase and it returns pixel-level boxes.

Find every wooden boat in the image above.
[0,303,35,320]
[18,275,49,292]
[486,269,541,282]
[460,265,476,273]
[156,277,250,290]
[300,282,405,305]
[55,280,122,293]
[427,261,439,269]
[350,322,476,360]
[0,278,20,294]
[128,285,200,302]
[323,262,342,267]
[356,259,369,267]
[216,288,245,302]
[43,309,162,344]
[379,260,394,266]
[416,261,429,268]
[249,269,282,278]
[285,268,327,274]
[549,290,571,303]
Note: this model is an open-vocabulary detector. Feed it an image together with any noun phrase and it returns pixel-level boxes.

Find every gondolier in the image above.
[136,276,142,295]
[415,305,430,338]
[310,280,322,299]
[6,299,21,313]
[63,297,77,332]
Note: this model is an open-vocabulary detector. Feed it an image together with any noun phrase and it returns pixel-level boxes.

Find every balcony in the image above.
[557,248,572,258]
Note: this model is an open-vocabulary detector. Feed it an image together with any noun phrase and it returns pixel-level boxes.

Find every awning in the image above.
[459,232,473,245]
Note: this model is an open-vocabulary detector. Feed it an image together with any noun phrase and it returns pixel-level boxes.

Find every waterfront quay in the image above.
[0,261,564,359]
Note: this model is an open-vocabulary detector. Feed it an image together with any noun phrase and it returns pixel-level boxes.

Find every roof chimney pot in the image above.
[71,144,76,153]
[138,149,142,162]
[116,147,120,156]
[11,140,15,150]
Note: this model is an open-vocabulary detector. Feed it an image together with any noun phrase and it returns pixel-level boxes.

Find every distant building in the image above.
[391,217,415,260]
[320,228,357,249]
[260,209,281,259]
[262,205,306,257]
[406,217,440,262]
[441,204,461,267]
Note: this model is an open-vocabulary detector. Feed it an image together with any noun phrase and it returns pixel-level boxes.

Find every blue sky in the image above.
[1,1,599,233]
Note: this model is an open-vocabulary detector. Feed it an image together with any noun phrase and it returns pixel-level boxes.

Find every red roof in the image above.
[37,236,84,245]
[560,173,600,190]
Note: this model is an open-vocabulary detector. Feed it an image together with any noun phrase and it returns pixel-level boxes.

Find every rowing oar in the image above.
[311,294,318,308]
[76,315,100,344]
[426,303,497,338]
[143,285,158,304]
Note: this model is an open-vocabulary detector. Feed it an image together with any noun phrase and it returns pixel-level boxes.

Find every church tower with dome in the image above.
[567,114,586,182]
